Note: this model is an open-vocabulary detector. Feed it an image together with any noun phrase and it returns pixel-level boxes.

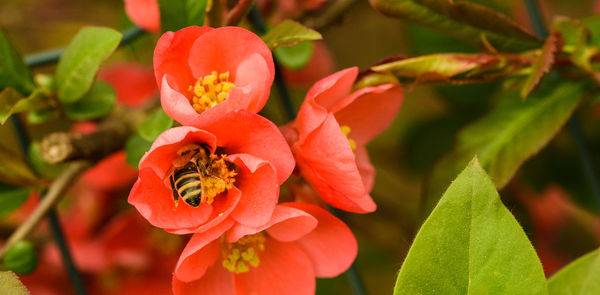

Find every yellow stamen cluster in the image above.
[340,125,357,150]
[200,154,237,205]
[222,233,266,274]
[188,71,235,113]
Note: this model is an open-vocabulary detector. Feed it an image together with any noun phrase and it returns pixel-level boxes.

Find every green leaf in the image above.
[0,29,35,95]
[0,144,39,187]
[125,134,152,168]
[3,241,38,275]
[0,271,30,295]
[548,249,600,294]
[55,26,122,103]
[0,183,29,218]
[26,108,59,125]
[138,108,174,142]
[0,88,49,125]
[158,0,208,33]
[521,33,558,99]
[395,158,547,295]
[370,53,528,85]
[423,80,589,213]
[262,20,322,50]
[274,40,314,70]
[370,0,541,52]
[62,81,116,120]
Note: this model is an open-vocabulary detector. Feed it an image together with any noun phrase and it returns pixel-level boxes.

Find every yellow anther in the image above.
[189,71,235,113]
[198,154,237,205]
[340,125,356,150]
[222,233,266,274]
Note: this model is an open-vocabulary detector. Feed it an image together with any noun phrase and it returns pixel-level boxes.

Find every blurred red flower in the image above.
[282,41,336,88]
[282,67,403,213]
[154,26,275,127]
[124,0,160,33]
[172,203,357,295]
[129,111,294,234]
[98,62,158,108]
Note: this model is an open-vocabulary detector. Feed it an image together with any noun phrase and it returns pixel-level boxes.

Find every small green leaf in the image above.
[274,40,314,70]
[62,81,116,120]
[262,20,322,50]
[138,108,174,142]
[125,134,152,168]
[0,183,29,218]
[0,271,30,295]
[0,88,49,125]
[0,144,39,187]
[521,33,558,99]
[370,0,540,52]
[55,26,122,103]
[26,108,59,125]
[3,241,38,275]
[548,249,600,294]
[0,29,35,95]
[395,158,547,295]
[158,0,208,33]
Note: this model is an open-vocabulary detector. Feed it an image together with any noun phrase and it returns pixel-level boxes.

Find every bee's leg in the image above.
[196,158,209,176]
[170,174,179,208]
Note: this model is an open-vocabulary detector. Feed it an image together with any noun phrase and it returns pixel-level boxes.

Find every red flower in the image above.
[282,67,403,213]
[128,111,294,234]
[124,0,160,33]
[154,26,275,127]
[282,41,335,88]
[98,62,158,108]
[172,203,357,295]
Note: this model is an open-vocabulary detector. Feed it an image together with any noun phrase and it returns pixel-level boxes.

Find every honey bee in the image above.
[167,143,211,208]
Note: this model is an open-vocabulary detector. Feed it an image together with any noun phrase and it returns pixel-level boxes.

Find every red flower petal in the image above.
[282,41,335,88]
[234,239,315,295]
[175,220,233,282]
[124,0,160,33]
[201,111,294,184]
[355,145,375,192]
[154,26,214,91]
[98,62,158,108]
[295,113,376,213]
[173,263,235,295]
[82,151,138,191]
[333,84,403,145]
[226,205,317,243]
[226,154,279,227]
[285,203,358,277]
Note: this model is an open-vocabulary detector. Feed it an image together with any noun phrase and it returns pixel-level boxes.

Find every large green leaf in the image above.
[0,271,29,295]
[62,81,116,120]
[138,108,173,142]
[0,29,34,95]
[423,80,589,213]
[274,40,314,70]
[125,134,152,168]
[55,27,122,103]
[370,0,541,52]
[262,20,322,50]
[158,0,208,33]
[395,158,547,295]
[0,144,39,187]
[0,183,30,218]
[548,249,600,294]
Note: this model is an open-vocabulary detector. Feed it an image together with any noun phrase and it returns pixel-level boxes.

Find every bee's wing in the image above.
[169,173,180,208]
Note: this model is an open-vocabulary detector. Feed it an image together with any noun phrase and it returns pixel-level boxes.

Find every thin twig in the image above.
[0,161,91,258]
[223,0,254,26]
[24,26,145,68]
[301,0,359,30]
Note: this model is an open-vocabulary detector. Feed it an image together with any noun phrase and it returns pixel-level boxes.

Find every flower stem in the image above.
[523,0,600,209]
[24,26,145,68]
[248,6,367,294]
[8,116,89,295]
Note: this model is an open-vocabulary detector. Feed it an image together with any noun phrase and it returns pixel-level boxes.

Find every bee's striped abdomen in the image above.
[173,162,202,207]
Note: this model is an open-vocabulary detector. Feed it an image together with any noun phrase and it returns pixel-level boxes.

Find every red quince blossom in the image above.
[124,0,160,33]
[282,41,335,88]
[172,202,357,295]
[129,110,294,234]
[98,62,158,108]
[282,67,403,213]
[154,26,275,127]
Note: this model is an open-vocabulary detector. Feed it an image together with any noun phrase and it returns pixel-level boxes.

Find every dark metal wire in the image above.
[24,26,145,67]
[523,0,600,209]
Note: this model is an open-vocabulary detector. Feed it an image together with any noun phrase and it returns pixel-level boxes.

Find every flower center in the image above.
[221,233,266,274]
[188,71,235,113]
[340,125,356,150]
[200,154,237,205]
